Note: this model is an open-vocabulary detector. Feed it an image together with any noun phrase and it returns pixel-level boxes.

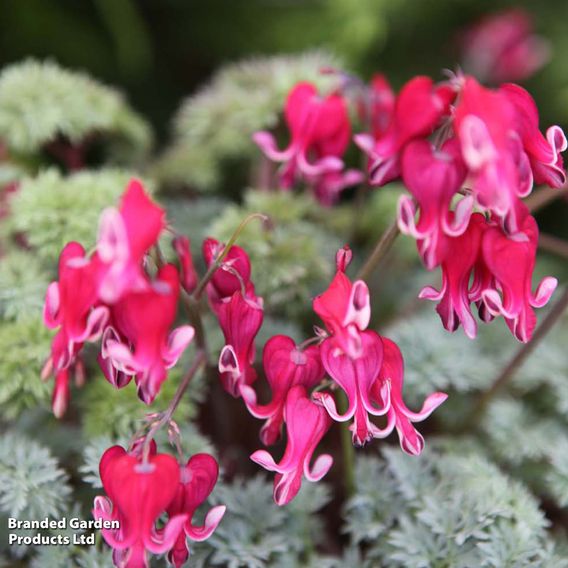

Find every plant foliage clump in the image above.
[7,168,148,264]
[344,447,566,568]
[0,59,151,162]
[155,52,341,191]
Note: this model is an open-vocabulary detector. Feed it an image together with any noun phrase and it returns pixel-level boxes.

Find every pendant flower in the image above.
[241,334,324,445]
[97,179,166,303]
[93,445,187,568]
[166,454,226,568]
[251,385,333,506]
[103,264,194,403]
[253,82,350,188]
[217,291,264,397]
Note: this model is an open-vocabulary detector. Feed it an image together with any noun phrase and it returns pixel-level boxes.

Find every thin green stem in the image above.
[539,233,568,260]
[337,390,355,496]
[356,220,400,282]
[525,186,568,213]
[464,287,568,431]
[192,213,268,300]
[181,291,208,359]
[142,350,206,463]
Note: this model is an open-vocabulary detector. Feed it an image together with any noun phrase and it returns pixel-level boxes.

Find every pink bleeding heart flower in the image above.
[251,385,333,506]
[43,242,108,372]
[460,8,550,84]
[49,357,87,418]
[399,137,470,269]
[478,210,557,342]
[105,264,194,403]
[419,212,487,339]
[51,368,70,419]
[357,74,396,139]
[166,454,226,568]
[355,76,455,186]
[501,83,567,188]
[202,237,253,308]
[98,325,134,389]
[308,168,364,206]
[253,82,349,188]
[97,179,166,303]
[313,248,371,359]
[315,330,390,447]
[241,335,324,445]
[173,236,198,294]
[372,337,447,456]
[217,291,264,397]
[93,445,187,568]
[454,76,531,233]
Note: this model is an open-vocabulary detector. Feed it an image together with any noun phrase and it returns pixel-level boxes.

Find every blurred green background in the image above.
[2,0,567,141]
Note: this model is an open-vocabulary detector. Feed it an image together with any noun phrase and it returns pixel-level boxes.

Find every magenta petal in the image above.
[185,505,226,542]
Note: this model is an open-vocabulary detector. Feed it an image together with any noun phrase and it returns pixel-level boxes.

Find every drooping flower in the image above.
[372,337,447,455]
[217,291,264,397]
[453,76,533,233]
[241,335,324,445]
[501,82,567,188]
[51,368,70,419]
[398,137,470,269]
[477,209,557,342]
[97,179,166,303]
[93,445,187,568]
[419,212,486,339]
[312,248,370,359]
[460,8,550,84]
[314,330,391,447]
[358,74,395,139]
[98,325,134,389]
[251,386,333,505]
[166,454,226,568]
[253,82,350,189]
[355,76,455,186]
[173,236,198,294]
[103,264,194,403]
[202,237,254,308]
[308,168,364,206]
[43,242,108,372]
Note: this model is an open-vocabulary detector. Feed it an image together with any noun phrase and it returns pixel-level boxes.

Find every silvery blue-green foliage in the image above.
[482,398,567,466]
[344,447,565,568]
[0,432,71,519]
[0,318,52,418]
[6,168,147,264]
[0,250,49,321]
[191,476,330,568]
[79,436,117,489]
[28,504,113,568]
[0,59,151,162]
[385,309,500,406]
[155,52,341,191]
[546,438,568,507]
[209,189,341,315]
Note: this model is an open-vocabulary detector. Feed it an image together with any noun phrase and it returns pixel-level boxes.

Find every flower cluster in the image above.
[42,179,195,414]
[257,70,564,343]
[356,73,564,342]
[93,442,224,568]
[243,247,446,505]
